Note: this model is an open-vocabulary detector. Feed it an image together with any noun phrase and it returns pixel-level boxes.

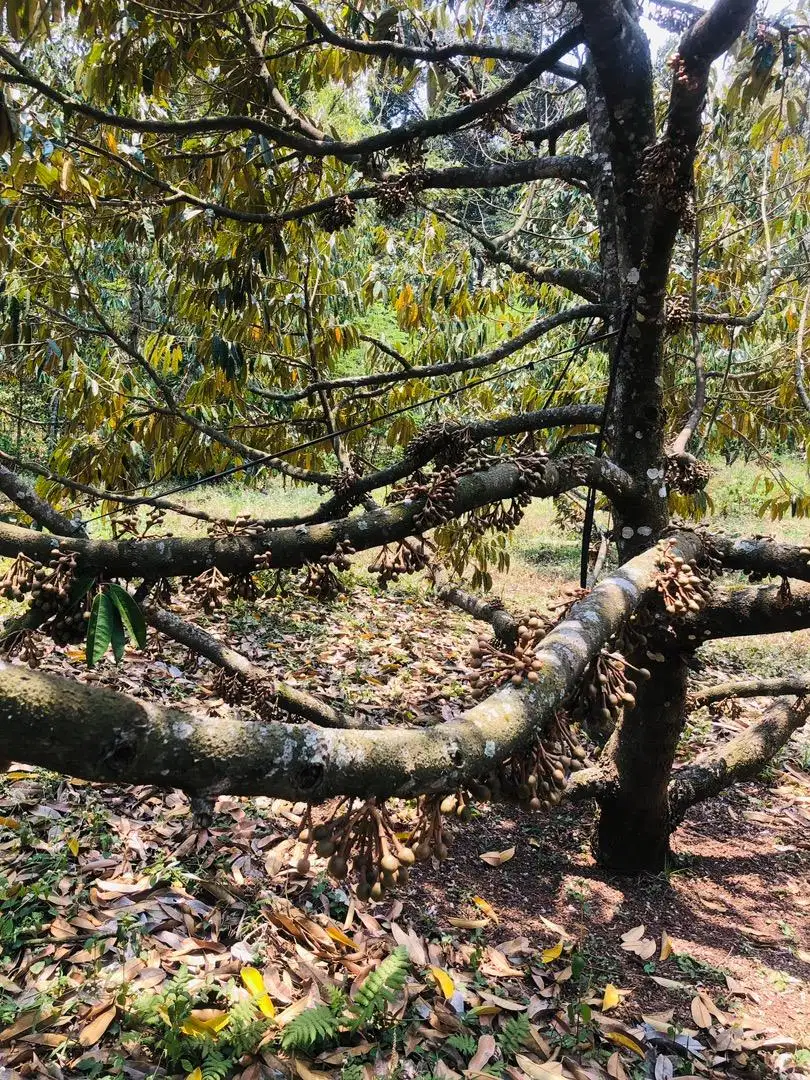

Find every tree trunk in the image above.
[593,652,688,872]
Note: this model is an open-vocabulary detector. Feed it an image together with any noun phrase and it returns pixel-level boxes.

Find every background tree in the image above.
[0,0,808,876]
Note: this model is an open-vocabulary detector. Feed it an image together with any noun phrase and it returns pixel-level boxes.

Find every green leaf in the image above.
[110,609,126,663]
[86,593,114,667]
[107,583,147,648]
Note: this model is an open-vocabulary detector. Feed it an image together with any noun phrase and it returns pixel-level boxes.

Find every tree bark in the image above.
[593,652,690,872]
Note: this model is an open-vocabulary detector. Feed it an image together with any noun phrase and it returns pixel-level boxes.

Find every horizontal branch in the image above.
[684,580,810,642]
[309,403,604,521]
[252,306,606,402]
[0,27,583,163]
[437,586,519,649]
[291,0,580,69]
[691,672,810,706]
[669,695,810,822]
[0,535,702,798]
[710,534,810,583]
[0,455,637,580]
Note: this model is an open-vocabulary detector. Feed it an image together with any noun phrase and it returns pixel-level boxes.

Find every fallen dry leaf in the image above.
[78,1005,116,1048]
[479,846,515,866]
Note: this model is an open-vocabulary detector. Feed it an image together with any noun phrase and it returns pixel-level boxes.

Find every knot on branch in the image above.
[665,453,712,494]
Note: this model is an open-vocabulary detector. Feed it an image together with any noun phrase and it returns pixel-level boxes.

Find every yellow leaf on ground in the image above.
[659,930,673,961]
[241,967,275,1017]
[603,1030,645,1056]
[479,846,515,866]
[472,896,499,923]
[514,1053,564,1078]
[180,1009,230,1037]
[78,1005,116,1048]
[67,836,79,856]
[429,966,455,999]
[447,917,488,929]
[602,984,621,1011]
[541,940,564,964]
[325,924,357,949]
[0,817,20,830]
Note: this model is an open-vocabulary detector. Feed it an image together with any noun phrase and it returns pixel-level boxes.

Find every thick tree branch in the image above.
[0,535,703,798]
[0,462,86,538]
[436,586,519,649]
[290,0,582,71]
[684,581,810,643]
[669,696,810,822]
[709,534,810,583]
[691,673,810,706]
[0,455,637,580]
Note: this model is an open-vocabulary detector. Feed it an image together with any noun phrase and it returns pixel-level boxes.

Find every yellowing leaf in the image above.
[326,924,357,949]
[67,836,80,856]
[429,966,455,999]
[186,1071,203,1080]
[659,930,673,961]
[480,846,515,866]
[472,896,499,923]
[104,131,118,154]
[602,984,621,1011]
[541,939,564,963]
[0,817,20,830]
[241,966,275,1017]
[180,1009,230,1036]
[603,1030,645,1056]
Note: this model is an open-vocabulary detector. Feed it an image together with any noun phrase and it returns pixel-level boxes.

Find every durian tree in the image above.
[0,0,809,876]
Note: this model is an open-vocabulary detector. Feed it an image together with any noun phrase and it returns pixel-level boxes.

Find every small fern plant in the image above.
[347,946,410,1029]
[498,1014,531,1059]
[280,946,411,1052]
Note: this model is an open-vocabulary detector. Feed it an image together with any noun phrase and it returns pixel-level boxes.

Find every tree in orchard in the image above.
[0,0,808,877]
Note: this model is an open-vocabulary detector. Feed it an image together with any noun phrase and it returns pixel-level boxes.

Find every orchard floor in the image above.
[1,457,810,1076]
[1,577,809,1077]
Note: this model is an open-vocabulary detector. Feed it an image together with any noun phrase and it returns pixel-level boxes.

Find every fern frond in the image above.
[348,946,410,1028]
[446,1031,479,1058]
[498,1014,530,1058]
[280,1005,340,1051]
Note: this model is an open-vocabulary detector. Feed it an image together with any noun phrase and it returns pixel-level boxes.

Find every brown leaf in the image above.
[606,1052,628,1080]
[479,847,515,866]
[467,1034,497,1073]
[78,1005,116,1047]
[690,996,712,1030]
